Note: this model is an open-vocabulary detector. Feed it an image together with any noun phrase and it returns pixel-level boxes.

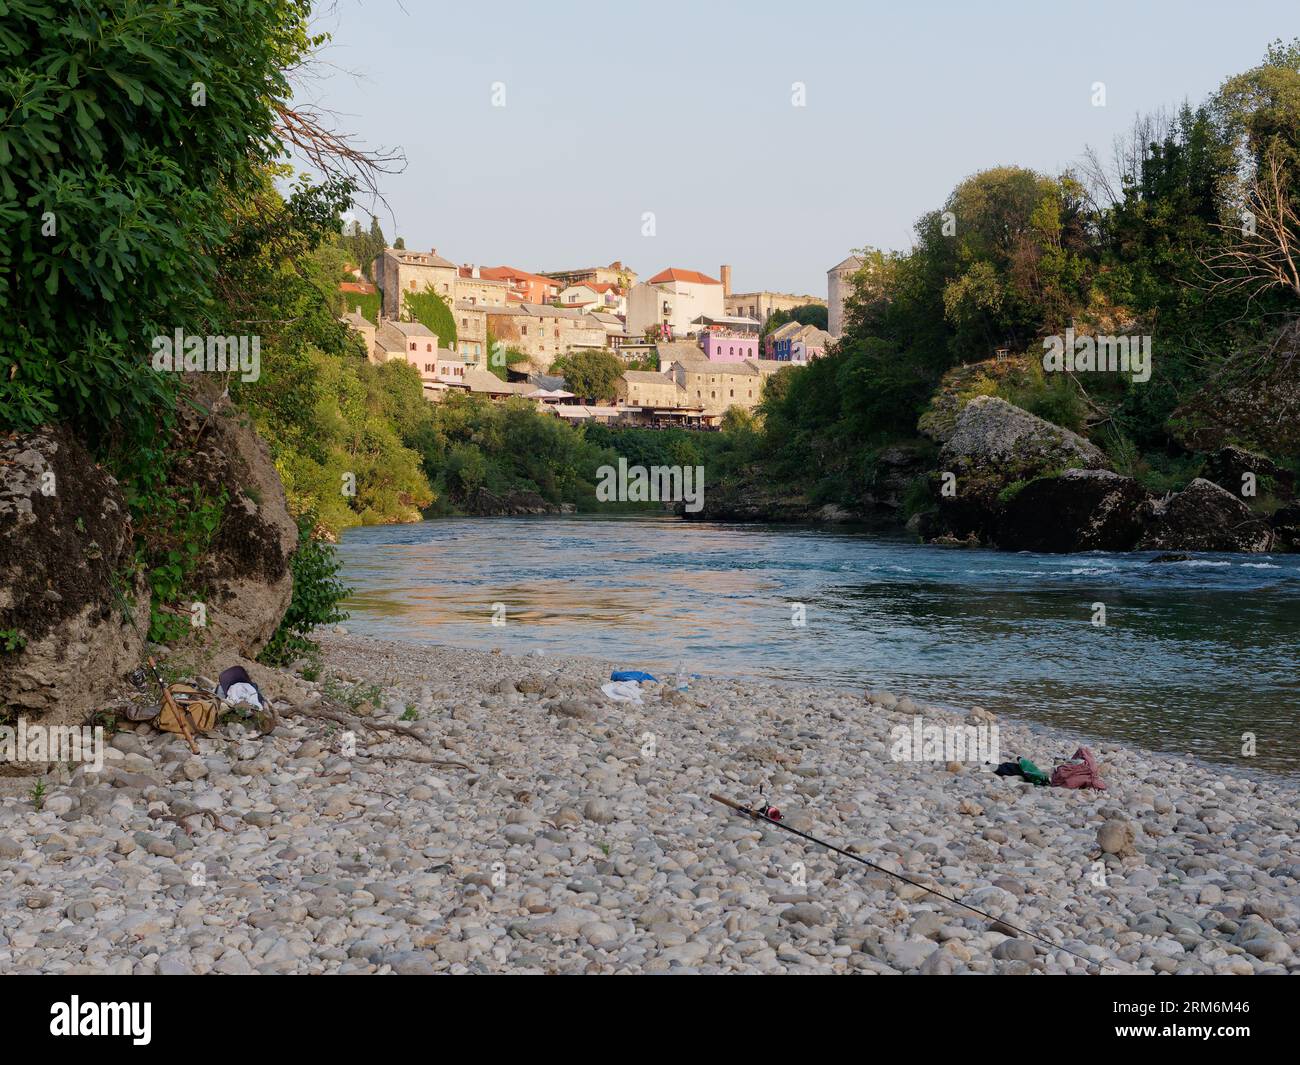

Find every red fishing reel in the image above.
[756,801,781,822]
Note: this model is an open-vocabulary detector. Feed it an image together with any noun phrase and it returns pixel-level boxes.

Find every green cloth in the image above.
[1018,757,1051,786]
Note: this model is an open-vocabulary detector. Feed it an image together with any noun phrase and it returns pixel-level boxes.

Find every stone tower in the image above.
[827,254,864,338]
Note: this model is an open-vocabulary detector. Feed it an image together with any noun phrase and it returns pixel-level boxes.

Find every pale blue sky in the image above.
[301,0,1295,295]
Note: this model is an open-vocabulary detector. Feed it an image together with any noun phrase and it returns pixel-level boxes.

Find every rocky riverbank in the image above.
[1,632,1297,974]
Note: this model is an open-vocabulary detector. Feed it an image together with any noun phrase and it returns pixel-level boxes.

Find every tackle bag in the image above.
[156,683,220,737]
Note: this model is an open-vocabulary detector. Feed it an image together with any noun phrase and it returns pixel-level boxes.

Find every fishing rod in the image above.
[710,793,1107,972]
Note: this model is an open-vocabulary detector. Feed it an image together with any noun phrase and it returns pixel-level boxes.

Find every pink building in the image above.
[695,313,762,362]
[700,331,760,362]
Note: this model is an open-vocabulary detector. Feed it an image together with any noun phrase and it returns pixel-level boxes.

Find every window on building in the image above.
[426,343,432,352]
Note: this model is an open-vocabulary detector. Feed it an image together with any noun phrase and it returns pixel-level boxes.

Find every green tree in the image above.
[551,349,623,401]
[0,0,319,444]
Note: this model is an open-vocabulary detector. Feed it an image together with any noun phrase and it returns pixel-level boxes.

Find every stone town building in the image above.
[767,321,833,362]
[372,319,471,399]
[724,290,825,323]
[654,341,708,373]
[625,267,725,340]
[827,254,864,337]
[587,311,628,347]
[372,248,458,320]
[459,367,531,400]
[453,302,489,365]
[454,266,509,308]
[340,308,376,362]
[479,266,561,305]
[487,303,607,371]
[667,355,772,418]
[765,319,803,359]
[790,325,833,362]
[617,370,689,410]
[543,261,637,292]
[558,281,627,317]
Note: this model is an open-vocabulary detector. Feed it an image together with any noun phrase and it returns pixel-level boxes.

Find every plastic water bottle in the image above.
[675,661,689,691]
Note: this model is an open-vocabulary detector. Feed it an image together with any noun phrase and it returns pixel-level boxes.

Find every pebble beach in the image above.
[1,632,1297,975]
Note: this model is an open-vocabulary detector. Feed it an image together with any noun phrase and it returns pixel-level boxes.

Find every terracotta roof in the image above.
[481,265,556,286]
[647,267,721,285]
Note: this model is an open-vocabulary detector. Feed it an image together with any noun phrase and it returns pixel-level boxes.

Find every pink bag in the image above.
[1051,746,1106,789]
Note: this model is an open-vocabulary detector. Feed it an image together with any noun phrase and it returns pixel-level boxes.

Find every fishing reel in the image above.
[754,798,782,822]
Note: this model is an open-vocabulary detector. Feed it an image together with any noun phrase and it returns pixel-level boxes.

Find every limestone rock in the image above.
[172,391,298,656]
[1137,478,1273,553]
[0,427,147,760]
[998,469,1149,552]
[1098,819,1137,857]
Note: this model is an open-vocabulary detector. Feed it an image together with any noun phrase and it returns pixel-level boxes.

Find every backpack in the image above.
[156,683,220,740]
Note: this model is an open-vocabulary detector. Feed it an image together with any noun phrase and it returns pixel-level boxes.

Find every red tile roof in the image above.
[481,265,556,286]
[647,267,721,285]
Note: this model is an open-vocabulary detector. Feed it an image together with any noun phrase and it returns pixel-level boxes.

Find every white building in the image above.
[625,267,725,340]
[558,281,627,317]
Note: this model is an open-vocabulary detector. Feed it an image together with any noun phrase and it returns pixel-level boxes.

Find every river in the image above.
[336,515,1300,774]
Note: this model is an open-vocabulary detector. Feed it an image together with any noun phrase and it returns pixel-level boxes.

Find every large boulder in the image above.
[930,395,1109,543]
[998,469,1150,552]
[1271,502,1300,551]
[1201,445,1295,501]
[0,428,148,759]
[917,355,1040,446]
[1138,478,1274,553]
[172,394,298,657]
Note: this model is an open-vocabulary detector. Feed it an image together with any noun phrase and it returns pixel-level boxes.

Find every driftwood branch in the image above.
[278,698,471,771]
